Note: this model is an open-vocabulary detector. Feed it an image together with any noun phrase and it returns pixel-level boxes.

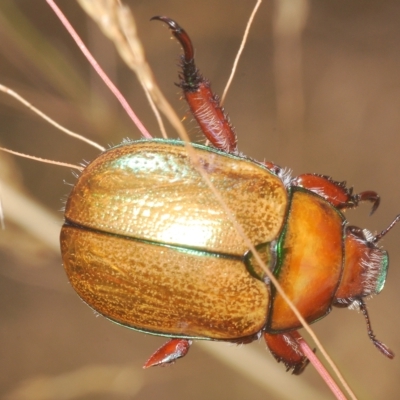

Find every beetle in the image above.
[59,16,399,374]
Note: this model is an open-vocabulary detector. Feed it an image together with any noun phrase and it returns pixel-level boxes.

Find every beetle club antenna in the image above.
[372,214,400,244]
[356,298,394,359]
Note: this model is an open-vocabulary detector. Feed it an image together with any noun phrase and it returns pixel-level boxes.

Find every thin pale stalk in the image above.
[0,147,83,171]
[76,0,187,140]
[0,84,104,151]
[221,0,263,105]
[143,87,168,139]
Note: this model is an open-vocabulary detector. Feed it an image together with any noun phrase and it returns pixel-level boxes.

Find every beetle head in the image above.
[335,214,400,305]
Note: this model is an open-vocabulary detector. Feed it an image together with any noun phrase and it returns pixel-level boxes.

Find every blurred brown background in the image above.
[0,0,399,399]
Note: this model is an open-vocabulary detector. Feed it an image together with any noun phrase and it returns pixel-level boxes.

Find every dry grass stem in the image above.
[0,84,104,152]
[77,0,186,139]
[221,0,263,105]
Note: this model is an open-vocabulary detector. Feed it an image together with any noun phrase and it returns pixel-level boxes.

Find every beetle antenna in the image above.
[356,298,394,359]
[372,214,400,244]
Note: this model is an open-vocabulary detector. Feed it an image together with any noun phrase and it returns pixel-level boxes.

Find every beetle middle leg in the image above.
[152,16,238,154]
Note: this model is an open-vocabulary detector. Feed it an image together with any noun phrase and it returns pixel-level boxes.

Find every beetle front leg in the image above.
[292,173,380,214]
[263,332,309,375]
[143,338,192,368]
[152,16,238,154]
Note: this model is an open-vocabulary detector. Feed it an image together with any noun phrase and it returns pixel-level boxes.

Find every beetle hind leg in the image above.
[152,16,238,154]
[143,338,192,368]
[263,332,310,375]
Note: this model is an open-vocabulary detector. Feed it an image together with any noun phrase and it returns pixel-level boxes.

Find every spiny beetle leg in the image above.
[152,16,238,154]
[292,173,380,215]
[263,332,310,375]
[143,338,192,368]
[351,190,380,215]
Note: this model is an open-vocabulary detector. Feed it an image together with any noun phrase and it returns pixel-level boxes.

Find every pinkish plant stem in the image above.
[46,0,152,139]
[294,332,347,400]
